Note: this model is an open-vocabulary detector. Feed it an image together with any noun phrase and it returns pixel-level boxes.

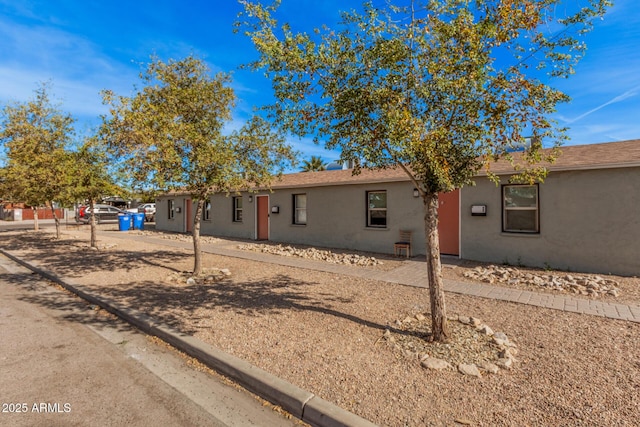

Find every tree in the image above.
[238,0,611,342]
[66,137,119,248]
[0,83,75,238]
[301,155,326,172]
[100,55,296,275]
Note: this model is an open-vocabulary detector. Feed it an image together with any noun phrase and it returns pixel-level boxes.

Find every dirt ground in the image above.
[2,227,639,426]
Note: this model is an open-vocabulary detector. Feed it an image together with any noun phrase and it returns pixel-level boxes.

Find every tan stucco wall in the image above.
[460,167,640,276]
[155,197,190,233]
[266,181,426,254]
[201,193,256,240]
[190,181,428,255]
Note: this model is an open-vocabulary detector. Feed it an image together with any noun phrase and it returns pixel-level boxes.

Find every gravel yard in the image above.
[2,227,639,426]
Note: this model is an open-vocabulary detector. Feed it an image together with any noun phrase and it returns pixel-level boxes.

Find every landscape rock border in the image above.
[167,267,232,286]
[238,243,384,267]
[463,265,621,298]
[382,314,518,377]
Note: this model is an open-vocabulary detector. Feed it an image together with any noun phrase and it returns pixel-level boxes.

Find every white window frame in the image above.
[233,196,243,222]
[168,199,175,220]
[292,193,307,225]
[203,200,211,221]
[366,190,387,228]
[502,184,539,233]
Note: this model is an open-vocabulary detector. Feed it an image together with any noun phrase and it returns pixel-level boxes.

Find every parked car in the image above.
[79,204,127,224]
[138,203,156,222]
[75,205,88,222]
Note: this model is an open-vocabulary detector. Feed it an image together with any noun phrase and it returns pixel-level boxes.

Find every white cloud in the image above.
[559,83,640,124]
[0,17,139,123]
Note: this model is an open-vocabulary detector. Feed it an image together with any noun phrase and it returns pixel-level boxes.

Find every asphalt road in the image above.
[0,254,299,427]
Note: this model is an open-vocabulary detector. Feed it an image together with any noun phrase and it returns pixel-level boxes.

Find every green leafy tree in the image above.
[0,83,75,238]
[238,0,611,341]
[65,137,119,248]
[301,155,326,172]
[100,55,296,275]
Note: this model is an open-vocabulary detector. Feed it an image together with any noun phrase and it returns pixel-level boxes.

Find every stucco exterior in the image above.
[154,140,640,276]
[158,180,430,255]
[461,166,640,276]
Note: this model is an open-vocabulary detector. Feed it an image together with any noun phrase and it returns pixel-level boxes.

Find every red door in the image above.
[256,196,269,240]
[438,190,459,255]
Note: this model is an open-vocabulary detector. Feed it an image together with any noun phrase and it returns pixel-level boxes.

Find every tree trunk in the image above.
[423,192,450,342]
[89,199,97,248]
[50,202,60,239]
[33,207,39,231]
[192,199,204,276]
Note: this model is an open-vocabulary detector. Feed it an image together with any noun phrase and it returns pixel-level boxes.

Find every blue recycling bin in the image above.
[118,214,131,231]
[132,213,145,230]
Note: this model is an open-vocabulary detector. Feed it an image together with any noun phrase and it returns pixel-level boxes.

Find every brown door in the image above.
[185,199,192,233]
[256,196,269,240]
[438,190,459,255]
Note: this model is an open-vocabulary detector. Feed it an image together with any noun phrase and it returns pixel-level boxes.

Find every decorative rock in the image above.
[493,332,508,341]
[477,324,494,336]
[463,265,620,297]
[493,337,508,346]
[415,313,426,321]
[470,317,483,327]
[495,357,514,370]
[186,277,197,286]
[499,348,517,359]
[220,268,231,276]
[458,363,482,377]
[457,316,471,325]
[477,361,500,374]
[421,357,452,371]
[237,243,383,266]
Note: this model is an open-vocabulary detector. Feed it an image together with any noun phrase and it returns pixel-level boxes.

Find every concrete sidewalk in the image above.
[108,231,640,324]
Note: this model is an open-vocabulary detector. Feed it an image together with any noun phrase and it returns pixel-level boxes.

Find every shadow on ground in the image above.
[1,231,191,277]
[3,271,134,333]
[86,274,425,339]
[3,230,427,339]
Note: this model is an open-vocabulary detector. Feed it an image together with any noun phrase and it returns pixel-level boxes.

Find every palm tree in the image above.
[301,156,326,172]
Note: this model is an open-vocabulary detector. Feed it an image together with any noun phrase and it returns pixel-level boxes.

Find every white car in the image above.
[138,203,156,222]
[79,204,127,224]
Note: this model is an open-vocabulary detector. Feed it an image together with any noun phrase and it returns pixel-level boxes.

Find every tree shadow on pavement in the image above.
[4,271,134,333]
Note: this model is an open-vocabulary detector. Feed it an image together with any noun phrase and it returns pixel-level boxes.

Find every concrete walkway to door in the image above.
[106,231,640,324]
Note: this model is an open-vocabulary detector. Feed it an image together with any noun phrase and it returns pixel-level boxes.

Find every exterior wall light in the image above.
[248,195,253,203]
[413,188,420,198]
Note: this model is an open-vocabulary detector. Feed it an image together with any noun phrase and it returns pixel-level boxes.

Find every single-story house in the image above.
[156,139,640,276]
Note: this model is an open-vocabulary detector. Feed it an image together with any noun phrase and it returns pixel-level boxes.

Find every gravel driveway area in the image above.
[3,227,639,426]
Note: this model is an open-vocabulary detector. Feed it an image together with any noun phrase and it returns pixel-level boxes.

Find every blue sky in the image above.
[1,0,638,166]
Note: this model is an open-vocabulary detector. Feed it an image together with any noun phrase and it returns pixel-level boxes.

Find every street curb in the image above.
[0,249,378,427]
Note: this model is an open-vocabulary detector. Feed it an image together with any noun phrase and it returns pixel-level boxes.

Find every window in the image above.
[293,194,307,225]
[168,199,175,219]
[203,200,211,221]
[233,196,243,222]
[367,191,387,228]
[503,185,539,233]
